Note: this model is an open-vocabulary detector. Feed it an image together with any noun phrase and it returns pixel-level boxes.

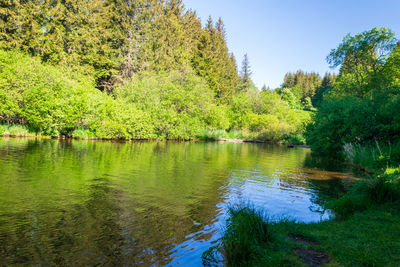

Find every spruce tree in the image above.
[240,53,252,91]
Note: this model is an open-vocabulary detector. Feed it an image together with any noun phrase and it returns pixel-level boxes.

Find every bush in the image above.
[330,170,400,218]
[114,70,217,139]
[285,134,306,145]
[0,50,314,141]
[307,92,400,157]
[0,50,99,135]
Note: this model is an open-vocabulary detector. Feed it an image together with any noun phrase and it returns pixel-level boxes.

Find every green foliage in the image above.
[191,17,240,102]
[0,0,315,142]
[280,88,302,109]
[0,49,312,141]
[0,0,240,94]
[210,201,400,266]
[329,172,400,219]
[0,124,34,137]
[327,27,397,97]
[203,205,273,267]
[71,128,96,140]
[284,134,306,145]
[344,142,400,173]
[0,50,94,135]
[114,69,217,139]
[307,28,400,156]
[307,88,400,157]
[281,71,323,104]
[312,72,336,107]
[227,90,312,141]
[306,97,373,155]
[197,129,228,141]
[0,50,155,139]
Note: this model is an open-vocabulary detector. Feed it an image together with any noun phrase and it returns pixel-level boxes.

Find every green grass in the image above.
[203,205,302,266]
[294,202,400,266]
[0,124,36,137]
[196,129,293,142]
[226,130,245,140]
[207,144,400,266]
[206,203,400,266]
[221,205,273,266]
[343,141,400,174]
[197,129,245,141]
[197,129,229,141]
[71,128,96,139]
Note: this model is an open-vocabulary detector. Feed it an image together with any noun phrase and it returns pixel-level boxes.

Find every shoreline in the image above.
[0,134,309,147]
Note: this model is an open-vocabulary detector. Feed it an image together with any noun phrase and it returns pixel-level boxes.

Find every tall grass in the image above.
[197,129,245,141]
[343,141,400,173]
[226,130,244,140]
[197,129,228,141]
[71,128,96,139]
[328,141,400,218]
[0,124,35,137]
[203,205,273,266]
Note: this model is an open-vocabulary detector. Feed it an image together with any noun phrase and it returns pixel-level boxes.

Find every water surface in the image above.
[0,138,354,266]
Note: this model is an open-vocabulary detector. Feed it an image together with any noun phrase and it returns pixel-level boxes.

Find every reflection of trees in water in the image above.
[0,139,357,265]
[302,151,350,172]
[307,178,349,208]
[0,139,237,265]
[301,152,356,211]
[0,176,126,265]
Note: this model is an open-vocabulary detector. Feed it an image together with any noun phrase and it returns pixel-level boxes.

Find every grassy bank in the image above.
[196,129,306,144]
[0,124,307,145]
[0,124,38,137]
[205,142,400,266]
[204,202,400,266]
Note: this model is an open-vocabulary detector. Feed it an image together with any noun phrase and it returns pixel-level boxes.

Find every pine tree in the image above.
[191,16,239,102]
[240,53,252,91]
[261,84,267,91]
[0,0,241,96]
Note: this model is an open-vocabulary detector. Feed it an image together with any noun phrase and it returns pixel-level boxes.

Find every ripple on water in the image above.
[0,139,354,266]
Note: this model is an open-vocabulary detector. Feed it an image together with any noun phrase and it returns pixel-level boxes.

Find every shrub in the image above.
[330,170,400,218]
[114,70,217,139]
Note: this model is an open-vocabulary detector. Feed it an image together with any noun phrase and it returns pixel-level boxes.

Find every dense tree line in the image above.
[0,0,311,141]
[277,71,336,109]
[306,27,400,157]
[0,0,239,98]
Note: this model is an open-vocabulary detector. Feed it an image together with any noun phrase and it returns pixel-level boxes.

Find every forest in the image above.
[0,0,333,142]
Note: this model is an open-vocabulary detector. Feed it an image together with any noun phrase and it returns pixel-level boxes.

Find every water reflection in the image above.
[0,139,354,265]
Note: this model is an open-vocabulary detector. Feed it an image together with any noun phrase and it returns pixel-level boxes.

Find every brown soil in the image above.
[295,249,331,267]
[288,234,331,267]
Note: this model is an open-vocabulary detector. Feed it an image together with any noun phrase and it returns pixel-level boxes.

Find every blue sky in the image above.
[183,0,400,89]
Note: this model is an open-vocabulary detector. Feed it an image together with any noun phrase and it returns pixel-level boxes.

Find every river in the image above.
[0,138,354,266]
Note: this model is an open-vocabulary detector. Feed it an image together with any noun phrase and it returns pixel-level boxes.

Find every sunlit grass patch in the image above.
[72,128,96,139]
[0,124,35,137]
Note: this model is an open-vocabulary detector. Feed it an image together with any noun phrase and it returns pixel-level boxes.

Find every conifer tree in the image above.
[240,53,252,91]
[0,0,241,95]
[261,84,267,91]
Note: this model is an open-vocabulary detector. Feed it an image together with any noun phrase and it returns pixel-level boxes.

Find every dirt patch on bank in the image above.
[288,234,331,267]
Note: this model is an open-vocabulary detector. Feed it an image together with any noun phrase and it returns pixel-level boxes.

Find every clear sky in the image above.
[183,0,400,89]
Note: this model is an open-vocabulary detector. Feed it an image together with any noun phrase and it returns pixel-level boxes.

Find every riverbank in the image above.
[205,144,400,266]
[204,201,400,266]
[0,124,307,146]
